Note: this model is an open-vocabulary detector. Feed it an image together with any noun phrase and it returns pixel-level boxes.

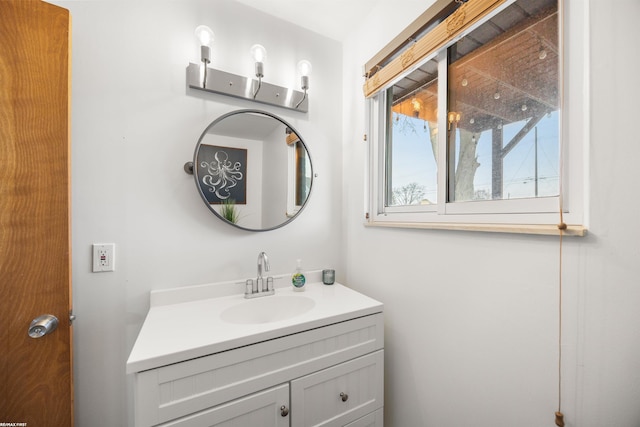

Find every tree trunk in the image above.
[454,129,480,201]
[428,121,438,161]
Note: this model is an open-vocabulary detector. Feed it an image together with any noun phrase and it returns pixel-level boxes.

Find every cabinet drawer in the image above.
[158,384,289,427]
[291,351,384,427]
[343,409,383,427]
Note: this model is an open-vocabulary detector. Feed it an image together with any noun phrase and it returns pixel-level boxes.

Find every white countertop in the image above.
[126,279,383,373]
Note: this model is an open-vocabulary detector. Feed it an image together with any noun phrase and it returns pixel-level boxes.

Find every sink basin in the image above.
[220,295,316,324]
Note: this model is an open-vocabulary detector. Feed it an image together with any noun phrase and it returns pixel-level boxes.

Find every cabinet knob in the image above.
[340,392,349,402]
[280,405,289,417]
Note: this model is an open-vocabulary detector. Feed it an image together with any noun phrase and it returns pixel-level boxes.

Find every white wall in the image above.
[343,1,640,427]
[50,1,342,425]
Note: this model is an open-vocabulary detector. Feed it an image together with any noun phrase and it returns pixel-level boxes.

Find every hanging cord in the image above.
[555,224,565,427]
[555,117,567,427]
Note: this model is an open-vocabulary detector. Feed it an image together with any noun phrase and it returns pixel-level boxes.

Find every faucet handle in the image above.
[267,277,274,292]
[245,279,254,296]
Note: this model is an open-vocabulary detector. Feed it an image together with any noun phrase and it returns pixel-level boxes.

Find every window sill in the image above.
[364,220,587,237]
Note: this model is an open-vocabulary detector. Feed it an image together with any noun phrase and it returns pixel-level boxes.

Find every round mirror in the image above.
[192,109,313,231]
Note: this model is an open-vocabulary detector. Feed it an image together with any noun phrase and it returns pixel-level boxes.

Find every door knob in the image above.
[28,314,59,338]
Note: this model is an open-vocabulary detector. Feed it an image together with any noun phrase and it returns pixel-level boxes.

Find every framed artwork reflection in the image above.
[196,144,247,204]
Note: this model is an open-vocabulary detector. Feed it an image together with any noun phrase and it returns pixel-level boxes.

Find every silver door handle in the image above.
[28,314,59,338]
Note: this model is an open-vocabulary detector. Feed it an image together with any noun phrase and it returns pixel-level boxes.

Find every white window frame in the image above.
[366,0,588,235]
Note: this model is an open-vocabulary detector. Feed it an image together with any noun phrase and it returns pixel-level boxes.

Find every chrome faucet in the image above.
[245,251,274,298]
[257,251,270,290]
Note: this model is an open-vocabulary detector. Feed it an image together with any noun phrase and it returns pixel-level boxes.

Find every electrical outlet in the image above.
[92,243,115,272]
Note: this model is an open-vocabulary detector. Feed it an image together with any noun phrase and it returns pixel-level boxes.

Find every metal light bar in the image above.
[186,63,309,113]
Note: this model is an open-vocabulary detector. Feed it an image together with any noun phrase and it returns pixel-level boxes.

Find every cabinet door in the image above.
[291,351,383,427]
[158,384,290,427]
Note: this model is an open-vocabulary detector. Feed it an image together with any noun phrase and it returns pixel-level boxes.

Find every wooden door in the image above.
[0,1,73,425]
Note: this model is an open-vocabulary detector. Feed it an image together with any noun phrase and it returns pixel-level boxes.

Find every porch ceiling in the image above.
[392,0,558,134]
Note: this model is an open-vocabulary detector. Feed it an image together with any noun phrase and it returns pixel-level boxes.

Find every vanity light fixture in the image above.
[295,60,311,108]
[194,25,214,88]
[250,44,267,99]
[186,25,309,113]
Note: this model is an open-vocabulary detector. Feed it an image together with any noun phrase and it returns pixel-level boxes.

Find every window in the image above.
[386,58,439,208]
[366,0,587,234]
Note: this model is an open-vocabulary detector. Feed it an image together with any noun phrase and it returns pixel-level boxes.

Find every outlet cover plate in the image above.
[92,243,115,272]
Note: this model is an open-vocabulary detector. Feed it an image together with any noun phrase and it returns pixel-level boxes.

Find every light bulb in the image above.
[195,25,214,65]
[461,78,468,87]
[194,25,214,47]
[250,44,267,79]
[297,60,312,91]
[250,44,267,63]
[297,60,312,77]
[411,97,422,112]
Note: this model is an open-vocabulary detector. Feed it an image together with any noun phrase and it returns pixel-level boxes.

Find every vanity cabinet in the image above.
[132,312,384,427]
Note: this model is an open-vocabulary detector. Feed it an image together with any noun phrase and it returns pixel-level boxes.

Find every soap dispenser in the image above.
[291,259,306,291]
